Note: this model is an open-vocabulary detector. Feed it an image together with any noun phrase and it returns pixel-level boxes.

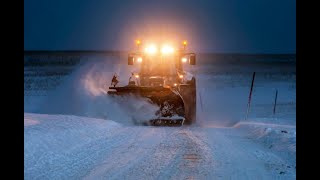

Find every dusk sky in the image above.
[24,0,296,53]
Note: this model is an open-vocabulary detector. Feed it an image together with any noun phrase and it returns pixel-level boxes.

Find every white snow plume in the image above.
[38,56,157,125]
[108,95,159,124]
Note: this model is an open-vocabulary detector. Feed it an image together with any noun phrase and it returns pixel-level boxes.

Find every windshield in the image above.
[140,56,176,76]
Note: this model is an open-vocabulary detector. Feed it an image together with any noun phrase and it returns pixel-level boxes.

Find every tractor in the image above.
[108,40,196,126]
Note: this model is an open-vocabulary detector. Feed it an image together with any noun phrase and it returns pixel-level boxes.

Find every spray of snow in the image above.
[35,56,158,125]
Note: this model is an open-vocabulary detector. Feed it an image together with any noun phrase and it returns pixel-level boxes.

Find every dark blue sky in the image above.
[24,0,296,53]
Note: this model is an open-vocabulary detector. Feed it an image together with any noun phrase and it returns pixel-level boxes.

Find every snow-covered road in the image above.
[25,113,295,179]
[24,53,295,179]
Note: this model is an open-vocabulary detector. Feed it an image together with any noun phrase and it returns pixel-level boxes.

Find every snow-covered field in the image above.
[24,53,296,179]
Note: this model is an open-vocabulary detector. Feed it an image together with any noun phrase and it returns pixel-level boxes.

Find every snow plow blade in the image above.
[108,86,171,94]
[108,77,196,126]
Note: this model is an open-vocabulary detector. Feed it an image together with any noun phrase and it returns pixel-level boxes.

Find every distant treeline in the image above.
[197,53,296,64]
[24,55,81,66]
[24,50,124,66]
[24,50,296,66]
[24,50,124,56]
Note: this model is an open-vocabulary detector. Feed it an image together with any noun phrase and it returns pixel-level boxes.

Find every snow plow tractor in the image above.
[108,40,196,126]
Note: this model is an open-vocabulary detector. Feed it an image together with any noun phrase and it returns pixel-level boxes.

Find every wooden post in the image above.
[245,72,256,120]
[273,89,278,116]
[199,90,203,112]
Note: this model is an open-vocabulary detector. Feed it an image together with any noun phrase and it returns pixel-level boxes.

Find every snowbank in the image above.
[234,120,296,174]
[24,113,121,179]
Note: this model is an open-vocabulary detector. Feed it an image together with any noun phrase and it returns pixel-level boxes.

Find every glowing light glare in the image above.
[136,40,141,45]
[135,74,139,78]
[183,40,187,46]
[181,57,187,63]
[144,44,157,55]
[174,83,178,86]
[137,57,142,63]
[179,75,183,79]
[161,45,174,54]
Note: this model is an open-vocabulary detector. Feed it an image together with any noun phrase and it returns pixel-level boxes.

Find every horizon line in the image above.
[24,50,296,55]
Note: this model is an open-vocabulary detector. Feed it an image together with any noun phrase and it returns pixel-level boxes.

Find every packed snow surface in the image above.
[24,53,296,179]
[24,113,295,179]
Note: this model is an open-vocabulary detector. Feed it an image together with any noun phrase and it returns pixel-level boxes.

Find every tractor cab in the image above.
[127,41,196,88]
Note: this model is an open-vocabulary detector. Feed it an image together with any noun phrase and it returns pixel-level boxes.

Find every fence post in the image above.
[273,89,278,116]
[199,90,203,112]
[245,72,256,120]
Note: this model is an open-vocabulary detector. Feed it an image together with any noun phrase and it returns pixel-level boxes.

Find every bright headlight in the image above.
[161,45,174,55]
[144,44,157,55]
[183,40,187,46]
[137,57,142,63]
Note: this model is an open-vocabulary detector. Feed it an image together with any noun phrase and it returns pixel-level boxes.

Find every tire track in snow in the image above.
[107,127,212,179]
[85,127,215,180]
[157,127,214,180]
